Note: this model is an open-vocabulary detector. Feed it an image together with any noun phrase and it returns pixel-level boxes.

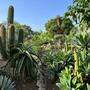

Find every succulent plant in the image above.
[7,6,14,26]
[18,29,24,44]
[8,24,15,48]
[0,5,24,59]
[0,70,15,90]
[0,25,7,59]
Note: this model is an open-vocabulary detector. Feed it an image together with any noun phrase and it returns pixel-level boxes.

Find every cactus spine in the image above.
[7,6,14,26]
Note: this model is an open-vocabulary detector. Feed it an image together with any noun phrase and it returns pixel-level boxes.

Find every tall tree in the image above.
[65,0,90,26]
[45,16,73,35]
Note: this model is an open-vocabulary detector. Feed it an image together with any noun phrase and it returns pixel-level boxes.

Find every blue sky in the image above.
[0,0,73,31]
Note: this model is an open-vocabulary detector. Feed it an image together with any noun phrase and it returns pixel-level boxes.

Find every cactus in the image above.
[8,24,15,49]
[7,5,14,26]
[8,24,15,57]
[0,25,7,59]
[0,24,24,58]
[0,5,24,59]
[0,37,4,57]
[0,25,6,49]
[18,29,24,44]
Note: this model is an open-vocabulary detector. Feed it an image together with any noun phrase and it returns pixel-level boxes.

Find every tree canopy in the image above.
[45,16,73,35]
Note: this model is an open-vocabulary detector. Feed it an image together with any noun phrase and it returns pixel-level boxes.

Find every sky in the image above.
[0,0,73,31]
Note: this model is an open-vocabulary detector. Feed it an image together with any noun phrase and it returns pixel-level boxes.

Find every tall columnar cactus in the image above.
[0,5,24,59]
[0,24,24,59]
[7,5,14,26]
[8,24,15,52]
[0,25,7,58]
[0,25,6,49]
[18,29,24,44]
[0,37,4,58]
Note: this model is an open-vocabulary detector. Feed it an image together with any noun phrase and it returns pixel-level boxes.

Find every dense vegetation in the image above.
[0,0,90,90]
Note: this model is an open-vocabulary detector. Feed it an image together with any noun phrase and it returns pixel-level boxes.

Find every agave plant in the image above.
[75,32,90,50]
[0,70,15,90]
[6,45,39,80]
[43,49,74,83]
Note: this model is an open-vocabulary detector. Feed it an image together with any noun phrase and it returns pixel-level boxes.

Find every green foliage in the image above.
[87,84,90,90]
[8,45,39,80]
[65,0,90,26]
[61,17,74,35]
[33,31,54,44]
[45,16,63,34]
[0,70,15,90]
[57,67,72,90]
[43,49,74,82]
[14,22,33,38]
[0,2,90,90]
[31,31,54,53]
[75,32,90,50]
[45,18,59,32]
[45,16,73,34]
